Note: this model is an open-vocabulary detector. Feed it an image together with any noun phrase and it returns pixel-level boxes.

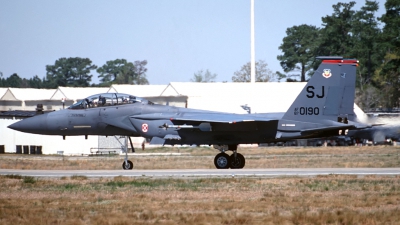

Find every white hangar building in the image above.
[0,82,366,155]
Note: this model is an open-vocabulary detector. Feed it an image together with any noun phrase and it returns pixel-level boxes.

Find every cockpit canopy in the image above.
[68,93,154,110]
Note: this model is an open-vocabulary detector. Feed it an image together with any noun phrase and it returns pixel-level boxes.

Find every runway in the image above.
[1,168,400,178]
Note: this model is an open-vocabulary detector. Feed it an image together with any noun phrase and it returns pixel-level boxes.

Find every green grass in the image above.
[5,174,22,179]
[22,176,36,184]
[70,175,88,180]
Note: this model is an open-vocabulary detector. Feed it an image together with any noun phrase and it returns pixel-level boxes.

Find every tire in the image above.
[122,160,133,170]
[214,153,230,169]
[230,153,245,169]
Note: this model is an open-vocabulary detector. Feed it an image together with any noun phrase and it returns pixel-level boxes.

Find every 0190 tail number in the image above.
[294,107,319,115]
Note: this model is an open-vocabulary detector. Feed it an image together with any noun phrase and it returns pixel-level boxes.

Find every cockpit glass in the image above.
[68,93,154,109]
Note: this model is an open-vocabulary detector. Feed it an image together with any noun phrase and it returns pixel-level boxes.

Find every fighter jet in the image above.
[8,56,369,170]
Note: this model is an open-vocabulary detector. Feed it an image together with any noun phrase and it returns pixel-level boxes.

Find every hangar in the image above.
[0,82,366,155]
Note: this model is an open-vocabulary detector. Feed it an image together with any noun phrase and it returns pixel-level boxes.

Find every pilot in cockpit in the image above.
[84,98,90,108]
[99,95,106,106]
[86,99,94,108]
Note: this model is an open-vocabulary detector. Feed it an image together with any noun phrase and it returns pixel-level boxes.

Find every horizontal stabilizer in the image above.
[300,125,355,135]
[298,120,375,135]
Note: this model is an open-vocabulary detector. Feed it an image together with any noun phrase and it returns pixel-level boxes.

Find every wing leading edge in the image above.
[131,112,282,124]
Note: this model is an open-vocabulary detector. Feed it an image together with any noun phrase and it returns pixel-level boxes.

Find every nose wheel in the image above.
[122,160,133,170]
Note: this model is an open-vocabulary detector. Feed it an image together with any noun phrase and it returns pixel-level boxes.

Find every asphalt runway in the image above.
[0,168,400,178]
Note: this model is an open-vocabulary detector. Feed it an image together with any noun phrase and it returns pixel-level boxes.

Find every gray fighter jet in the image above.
[8,56,369,169]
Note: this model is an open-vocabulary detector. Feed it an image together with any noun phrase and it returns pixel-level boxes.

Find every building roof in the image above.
[1,88,56,101]
[50,87,109,101]
[161,81,304,95]
[160,82,306,113]
[108,84,167,97]
[0,88,7,99]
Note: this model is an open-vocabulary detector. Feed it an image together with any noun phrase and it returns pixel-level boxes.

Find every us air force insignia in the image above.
[322,69,332,78]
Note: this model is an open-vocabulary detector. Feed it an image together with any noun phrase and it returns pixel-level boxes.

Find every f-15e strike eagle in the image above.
[9,56,370,170]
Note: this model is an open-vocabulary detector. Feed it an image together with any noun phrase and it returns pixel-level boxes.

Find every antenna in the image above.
[250,0,255,83]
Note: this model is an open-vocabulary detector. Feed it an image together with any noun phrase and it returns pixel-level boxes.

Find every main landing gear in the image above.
[213,145,245,169]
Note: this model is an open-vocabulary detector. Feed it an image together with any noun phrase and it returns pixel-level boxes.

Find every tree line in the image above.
[0,58,149,89]
[277,0,400,110]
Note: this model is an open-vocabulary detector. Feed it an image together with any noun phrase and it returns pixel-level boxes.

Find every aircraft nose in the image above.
[8,114,49,134]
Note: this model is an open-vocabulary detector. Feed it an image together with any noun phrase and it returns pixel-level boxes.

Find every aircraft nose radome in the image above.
[8,114,49,134]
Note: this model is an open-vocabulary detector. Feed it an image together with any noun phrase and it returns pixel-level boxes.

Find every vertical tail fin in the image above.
[282,56,358,123]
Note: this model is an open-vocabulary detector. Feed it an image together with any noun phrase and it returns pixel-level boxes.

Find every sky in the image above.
[0,0,386,85]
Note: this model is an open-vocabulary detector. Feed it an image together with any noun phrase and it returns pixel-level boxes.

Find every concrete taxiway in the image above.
[0,168,399,178]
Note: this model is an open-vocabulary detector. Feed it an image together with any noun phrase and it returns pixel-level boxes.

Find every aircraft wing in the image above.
[131,113,281,123]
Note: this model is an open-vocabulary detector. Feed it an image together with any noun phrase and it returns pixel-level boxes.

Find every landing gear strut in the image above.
[213,145,245,169]
[115,136,135,170]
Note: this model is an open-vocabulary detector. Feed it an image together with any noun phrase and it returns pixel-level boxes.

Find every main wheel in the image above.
[214,153,230,169]
[230,153,245,169]
[122,160,133,170]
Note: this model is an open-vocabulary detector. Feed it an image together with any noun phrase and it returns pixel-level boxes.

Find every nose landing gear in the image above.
[122,160,133,170]
[115,135,135,170]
